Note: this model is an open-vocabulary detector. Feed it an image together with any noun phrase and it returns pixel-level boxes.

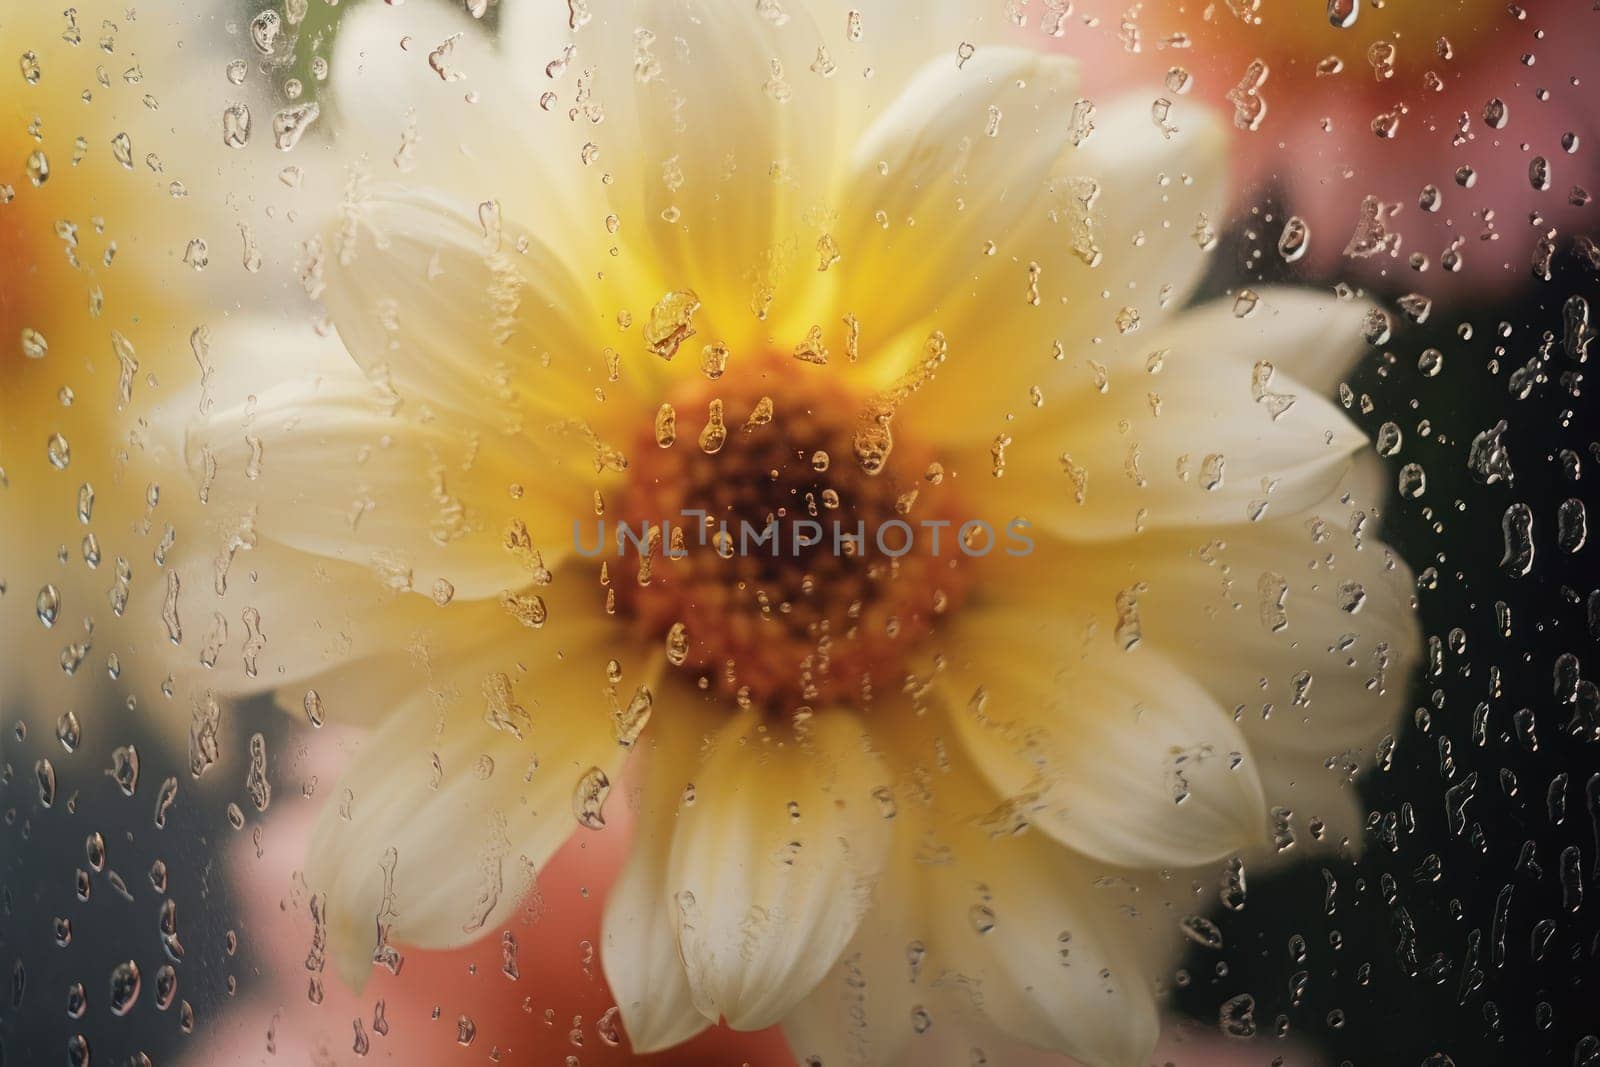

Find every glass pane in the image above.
[3,2,1595,1065]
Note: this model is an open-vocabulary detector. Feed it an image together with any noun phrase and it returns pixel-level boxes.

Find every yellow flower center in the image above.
[612,359,971,712]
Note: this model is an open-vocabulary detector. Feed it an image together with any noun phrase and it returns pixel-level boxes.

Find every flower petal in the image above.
[1186,286,1382,393]
[666,709,892,1030]
[826,47,1080,358]
[1156,494,1420,760]
[787,730,1160,1067]
[582,0,844,342]
[942,608,1268,868]
[304,568,641,986]
[328,1,596,246]
[186,367,564,599]
[893,97,1229,437]
[1058,94,1229,323]
[778,873,920,1067]
[322,187,618,430]
[1011,463,1419,761]
[920,842,1160,1067]
[968,293,1369,541]
[161,535,431,717]
[601,708,717,1053]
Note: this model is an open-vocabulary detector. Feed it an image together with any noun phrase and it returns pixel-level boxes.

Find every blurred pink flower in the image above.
[1070,0,1597,292]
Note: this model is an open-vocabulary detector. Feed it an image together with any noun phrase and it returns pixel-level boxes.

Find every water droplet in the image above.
[612,686,653,747]
[1468,421,1514,485]
[26,149,49,186]
[1360,307,1393,346]
[20,327,48,359]
[37,584,62,627]
[1557,498,1587,553]
[644,290,701,361]
[303,689,325,727]
[1337,580,1368,614]
[36,758,57,806]
[222,103,251,148]
[271,102,319,151]
[110,131,133,169]
[109,960,141,1016]
[1397,462,1427,499]
[654,403,677,447]
[153,777,178,829]
[1276,216,1309,262]
[47,433,71,469]
[699,342,729,380]
[572,767,610,830]
[698,399,727,455]
[1529,155,1552,192]
[110,745,139,796]
[1501,502,1535,577]
[1181,914,1225,949]
[1220,993,1257,1037]
[246,732,272,811]
[249,10,281,55]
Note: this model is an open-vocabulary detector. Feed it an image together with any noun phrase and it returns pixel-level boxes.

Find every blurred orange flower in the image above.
[1074,0,1597,289]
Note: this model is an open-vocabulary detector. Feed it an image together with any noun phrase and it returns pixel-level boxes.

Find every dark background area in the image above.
[1168,210,1600,1066]
[0,702,269,1067]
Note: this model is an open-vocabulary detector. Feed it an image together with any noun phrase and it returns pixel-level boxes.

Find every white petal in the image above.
[778,821,924,1067]
[826,47,1079,354]
[943,611,1268,868]
[975,294,1368,541]
[601,710,717,1053]
[966,463,1417,859]
[893,98,1229,441]
[1022,474,1419,761]
[1181,286,1382,394]
[1179,513,1419,760]
[328,2,595,243]
[323,187,617,430]
[921,845,1159,1067]
[667,710,892,1030]
[305,569,640,986]
[161,535,432,716]
[1061,94,1228,323]
[1257,755,1370,856]
[582,0,844,341]
[788,735,1160,1067]
[186,369,557,599]
[1065,863,1216,1000]
[787,2,1023,138]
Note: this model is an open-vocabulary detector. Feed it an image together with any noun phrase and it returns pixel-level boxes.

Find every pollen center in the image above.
[612,360,970,713]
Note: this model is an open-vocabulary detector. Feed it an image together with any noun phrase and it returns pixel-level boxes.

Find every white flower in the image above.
[175,2,1420,1063]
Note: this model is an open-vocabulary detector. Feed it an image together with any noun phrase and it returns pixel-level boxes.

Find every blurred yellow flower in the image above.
[1,3,227,720]
[174,2,1420,1063]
